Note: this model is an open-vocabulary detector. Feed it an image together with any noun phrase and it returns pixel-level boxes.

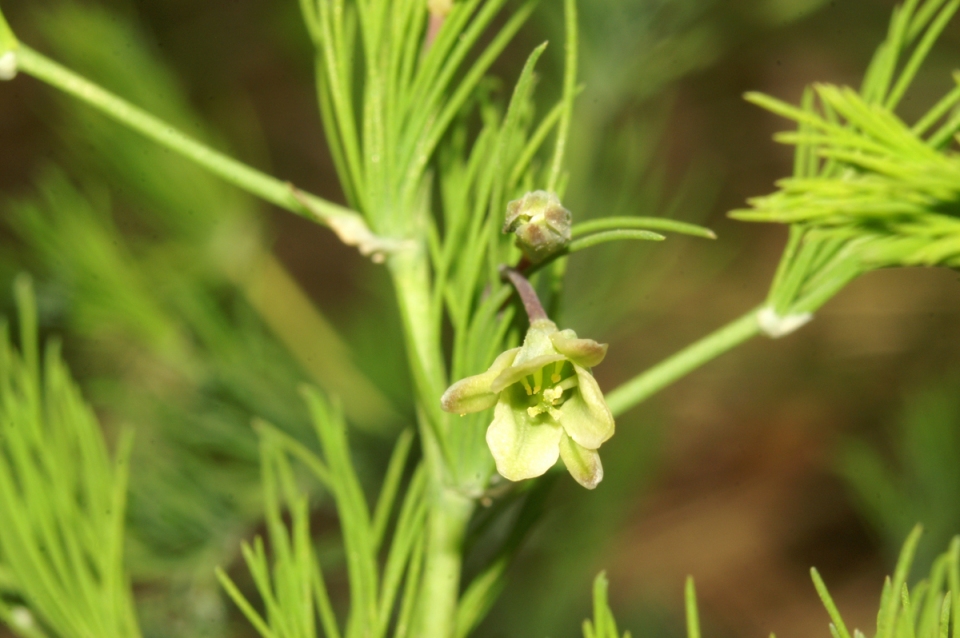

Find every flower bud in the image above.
[503,190,572,264]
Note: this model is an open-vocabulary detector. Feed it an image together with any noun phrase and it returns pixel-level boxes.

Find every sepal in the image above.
[559,433,603,489]
[440,347,520,414]
[550,329,607,367]
[557,365,615,450]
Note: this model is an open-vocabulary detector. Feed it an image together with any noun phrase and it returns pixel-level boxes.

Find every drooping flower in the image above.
[441,319,614,489]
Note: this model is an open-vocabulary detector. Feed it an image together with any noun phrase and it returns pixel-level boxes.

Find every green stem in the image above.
[388,246,474,638]
[605,307,763,417]
[13,45,376,244]
[388,247,447,433]
[419,490,474,638]
[0,6,16,55]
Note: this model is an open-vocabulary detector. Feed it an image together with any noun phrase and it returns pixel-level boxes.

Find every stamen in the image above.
[542,386,563,404]
[520,378,534,395]
[533,368,543,394]
[551,361,563,383]
[557,376,579,391]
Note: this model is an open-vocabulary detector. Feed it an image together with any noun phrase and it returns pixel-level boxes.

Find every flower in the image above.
[503,190,572,264]
[441,319,614,489]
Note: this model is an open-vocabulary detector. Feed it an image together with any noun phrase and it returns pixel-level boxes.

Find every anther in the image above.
[520,378,534,395]
[542,386,563,404]
[551,361,563,383]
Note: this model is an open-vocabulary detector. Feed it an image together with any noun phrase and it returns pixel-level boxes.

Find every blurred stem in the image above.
[0,5,16,53]
[237,250,398,431]
[388,246,473,638]
[605,307,763,416]
[12,44,373,241]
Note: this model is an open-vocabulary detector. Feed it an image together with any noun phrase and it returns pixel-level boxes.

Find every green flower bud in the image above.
[441,319,614,489]
[503,190,572,264]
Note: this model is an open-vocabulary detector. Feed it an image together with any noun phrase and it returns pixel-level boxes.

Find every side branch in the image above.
[605,307,763,417]
[13,44,393,258]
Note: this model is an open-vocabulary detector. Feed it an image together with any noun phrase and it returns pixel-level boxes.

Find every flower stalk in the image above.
[605,307,763,417]
[501,267,548,323]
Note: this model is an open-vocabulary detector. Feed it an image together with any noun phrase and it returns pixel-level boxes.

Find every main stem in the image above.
[388,246,474,638]
[605,307,763,417]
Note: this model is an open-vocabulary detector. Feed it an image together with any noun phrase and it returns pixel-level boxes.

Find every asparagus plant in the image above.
[1,0,960,637]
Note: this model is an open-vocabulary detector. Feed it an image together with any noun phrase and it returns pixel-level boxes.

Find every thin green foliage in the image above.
[299,0,546,235]
[2,8,400,598]
[572,217,716,239]
[581,531,959,638]
[547,0,578,192]
[422,1,585,492]
[216,430,330,638]
[809,528,958,638]
[569,229,666,250]
[3,1,960,637]
[0,276,140,638]
[685,577,701,638]
[219,389,428,638]
[582,572,631,638]
[734,0,960,320]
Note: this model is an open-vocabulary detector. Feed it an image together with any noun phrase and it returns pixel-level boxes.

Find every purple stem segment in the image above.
[501,267,548,323]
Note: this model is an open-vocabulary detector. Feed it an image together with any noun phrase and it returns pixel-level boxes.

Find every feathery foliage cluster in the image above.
[583,529,960,638]
[0,278,139,638]
[1,0,960,636]
[733,0,960,327]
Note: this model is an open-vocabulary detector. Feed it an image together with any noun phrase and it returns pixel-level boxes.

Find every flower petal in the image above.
[440,348,520,414]
[486,398,562,481]
[557,365,615,449]
[490,353,565,393]
[558,432,603,489]
[550,330,608,368]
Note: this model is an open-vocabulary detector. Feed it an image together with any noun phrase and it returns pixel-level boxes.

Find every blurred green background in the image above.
[2,0,960,637]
